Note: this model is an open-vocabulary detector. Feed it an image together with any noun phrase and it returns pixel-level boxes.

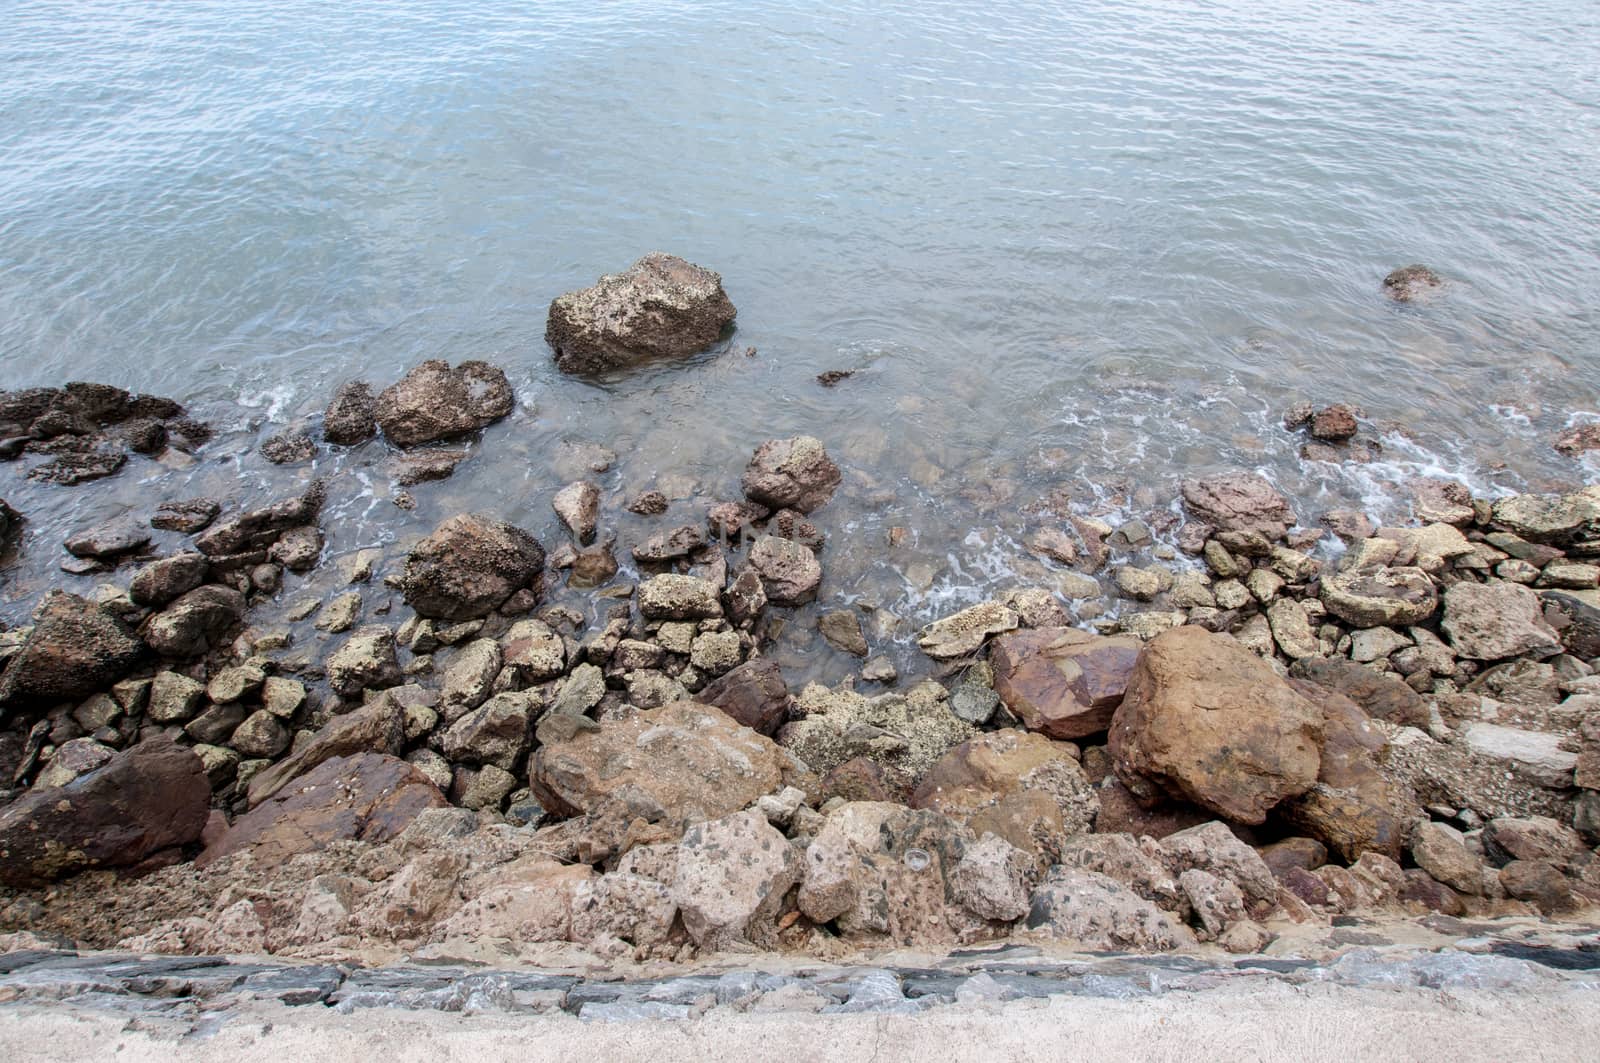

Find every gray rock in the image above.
[547,253,736,374]
[741,436,842,515]
[1441,581,1562,661]
[374,360,513,447]
[552,481,601,545]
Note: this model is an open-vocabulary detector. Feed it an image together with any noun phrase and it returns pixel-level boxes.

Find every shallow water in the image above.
[2,0,1598,679]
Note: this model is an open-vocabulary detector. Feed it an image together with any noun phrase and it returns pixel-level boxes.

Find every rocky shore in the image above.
[0,257,1597,993]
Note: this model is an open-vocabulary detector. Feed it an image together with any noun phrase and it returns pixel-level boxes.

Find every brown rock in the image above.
[0,592,144,711]
[400,514,545,621]
[748,534,822,606]
[0,736,209,887]
[1180,472,1296,540]
[820,757,898,804]
[245,694,405,806]
[546,253,736,374]
[200,753,445,868]
[740,436,841,515]
[989,627,1140,740]
[1109,626,1322,825]
[323,380,376,445]
[1091,777,1214,838]
[697,658,790,736]
[374,360,513,446]
[1287,656,1430,728]
[1310,404,1358,442]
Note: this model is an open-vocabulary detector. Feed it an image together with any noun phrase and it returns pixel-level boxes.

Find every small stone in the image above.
[627,490,670,516]
[689,631,743,676]
[230,710,291,758]
[261,677,307,718]
[819,610,869,657]
[553,481,601,544]
[147,671,206,723]
[207,663,266,704]
[260,432,316,465]
[315,591,362,633]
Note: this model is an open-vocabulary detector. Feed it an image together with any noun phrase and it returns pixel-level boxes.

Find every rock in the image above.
[673,810,801,950]
[64,518,150,561]
[150,498,221,533]
[261,677,306,718]
[1382,264,1442,301]
[1500,860,1575,914]
[552,481,600,544]
[1441,581,1562,661]
[0,592,144,711]
[1491,487,1600,545]
[1266,599,1318,659]
[439,638,502,718]
[268,524,323,573]
[548,662,606,717]
[1461,725,1578,789]
[184,701,247,745]
[1114,566,1171,601]
[989,628,1139,740]
[690,631,742,675]
[128,553,209,607]
[819,610,869,657]
[400,514,545,621]
[323,380,376,445]
[1055,832,1186,914]
[390,449,468,486]
[740,436,841,514]
[638,573,723,620]
[1554,423,1600,458]
[796,801,973,944]
[1108,626,1322,824]
[627,490,670,516]
[1349,626,1413,663]
[1157,821,1279,913]
[698,658,790,736]
[748,535,822,606]
[531,700,813,826]
[500,619,566,681]
[949,834,1039,922]
[442,692,534,770]
[631,524,708,562]
[200,753,445,868]
[707,500,770,540]
[32,737,116,789]
[547,253,736,373]
[0,736,209,887]
[247,695,405,806]
[862,656,898,684]
[1027,528,1080,566]
[194,483,324,559]
[1539,590,1600,658]
[374,360,513,446]
[28,450,126,485]
[1538,561,1599,589]
[1180,868,1248,938]
[1321,565,1438,627]
[1091,778,1215,838]
[326,626,402,696]
[314,591,362,633]
[780,680,973,789]
[917,601,1019,660]
[1287,656,1429,727]
[147,670,207,723]
[230,710,291,758]
[1481,815,1587,869]
[567,542,618,589]
[1410,479,1475,526]
[910,729,1098,860]
[1180,472,1295,540]
[1310,404,1358,442]
[260,432,315,464]
[1411,822,1486,895]
[724,567,766,627]
[1024,867,1194,951]
[948,665,1000,724]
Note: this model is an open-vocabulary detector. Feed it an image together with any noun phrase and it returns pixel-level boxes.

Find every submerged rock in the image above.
[322,380,376,445]
[1382,264,1443,302]
[552,481,601,544]
[546,253,736,374]
[374,360,514,447]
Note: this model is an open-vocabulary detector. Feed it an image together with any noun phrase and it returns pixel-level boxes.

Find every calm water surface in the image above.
[2,0,1598,676]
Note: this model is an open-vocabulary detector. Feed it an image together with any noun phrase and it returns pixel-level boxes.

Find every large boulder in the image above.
[1108,626,1323,824]
[0,736,209,886]
[779,681,974,791]
[531,701,815,827]
[910,729,1098,860]
[1023,867,1194,952]
[0,592,144,712]
[740,436,841,514]
[1180,472,1295,539]
[1491,487,1600,545]
[400,514,545,621]
[546,253,736,374]
[199,753,445,868]
[989,628,1140,740]
[1441,580,1562,661]
[374,360,513,447]
[673,810,801,951]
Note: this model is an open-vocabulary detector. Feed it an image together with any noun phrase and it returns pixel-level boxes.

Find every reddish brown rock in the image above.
[1310,404,1358,442]
[0,591,144,712]
[989,627,1141,740]
[820,757,899,804]
[200,753,445,868]
[1180,472,1296,540]
[400,513,545,621]
[374,360,513,447]
[1288,656,1430,728]
[697,658,790,736]
[0,736,209,887]
[547,253,736,374]
[245,694,404,806]
[1108,626,1322,825]
[1091,778,1214,838]
[740,436,841,515]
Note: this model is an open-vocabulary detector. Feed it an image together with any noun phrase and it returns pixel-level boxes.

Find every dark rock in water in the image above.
[698,658,791,736]
[1180,472,1295,540]
[194,483,324,558]
[626,490,669,516]
[546,253,736,374]
[707,500,769,540]
[1553,423,1600,458]
[1382,264,1443,302]
[114,418,167,454]
[748,535,822,606]
[151,498,221,533]
[552,481,601,544]
[632,524,707,563]
[820,757,897,804]
[140,584,247,659]
[819,610,869,657]
[816,369,855,387]
[1288,656,1429,728]
[27,449,126,485]
[400,513,545,621]
[128,552,210,607]
[323,380,377,445]
[391,449,468,486]
[1310,404,1359,442]
[742,436,841,515]
[1539,589,1600,658]
[769,508,825,550]
[64,518,151,561]
[374,360,514,447]
[567,541,618,589]
[0,498,17,547]
[0,736,209,887]
[200,752,445,869]
[260,432,316,465]
[0,592,145,712]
